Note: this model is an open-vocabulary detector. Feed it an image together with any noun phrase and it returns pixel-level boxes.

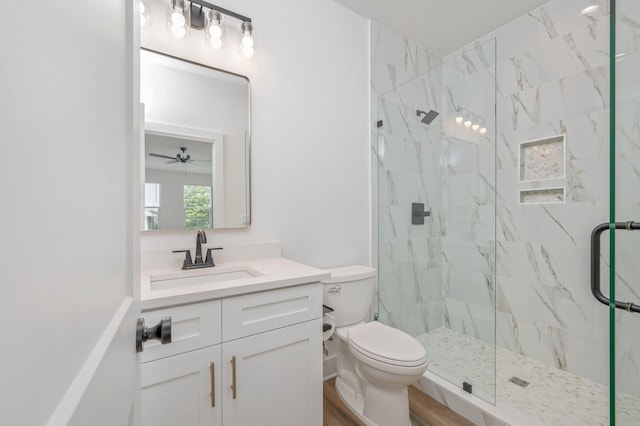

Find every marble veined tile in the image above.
[496,241,590,290]
[495,202,597,247]
[444,40,496,78]
[539,0,609,44]
[494,12,541,62]
[497,276,598,337]
[442,267,494,308]
[497,23,602,98]
[616,101,640,154]
[380,302,444,337]
[539,64,609,122]
[370,21,442,96]
[378,238,442,279]
[497,86,541,132]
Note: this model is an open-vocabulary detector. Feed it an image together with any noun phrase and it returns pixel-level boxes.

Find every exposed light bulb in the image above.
[580,4,599,15]
[464,120,472,127]
[479,127,487,134]
[240,45,254,58]
[455,116,464,124]
[208,24,222,38]
[472,123,480,131]
[171,11,186,26]
[241,34,254,48]
[171,24,187,39]
[209,37,223,49]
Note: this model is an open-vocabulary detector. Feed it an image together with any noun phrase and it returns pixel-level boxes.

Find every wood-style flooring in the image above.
[323,378,474,426]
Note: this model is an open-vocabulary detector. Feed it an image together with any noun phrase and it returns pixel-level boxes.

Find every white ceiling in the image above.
[332,0,552,56]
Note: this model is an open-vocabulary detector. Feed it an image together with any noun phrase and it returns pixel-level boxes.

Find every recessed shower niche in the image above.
[518,135,566,204]
[519,135,565,182]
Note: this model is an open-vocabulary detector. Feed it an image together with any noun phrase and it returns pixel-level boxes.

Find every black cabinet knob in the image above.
[136,316,172,353]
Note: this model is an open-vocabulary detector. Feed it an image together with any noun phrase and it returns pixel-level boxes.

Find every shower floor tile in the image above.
[417,327,640,425]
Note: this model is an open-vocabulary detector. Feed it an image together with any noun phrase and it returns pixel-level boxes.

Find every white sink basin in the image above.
[150,265,262,291]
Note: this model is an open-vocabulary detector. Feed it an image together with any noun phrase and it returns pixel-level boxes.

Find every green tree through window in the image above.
[184,185,212,229]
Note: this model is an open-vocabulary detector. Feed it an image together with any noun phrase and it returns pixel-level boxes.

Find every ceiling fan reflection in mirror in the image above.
[148,147,210,166]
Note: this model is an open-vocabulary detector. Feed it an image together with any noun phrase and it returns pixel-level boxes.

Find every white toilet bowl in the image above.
[347,321,428,426]
[322,266,429,426]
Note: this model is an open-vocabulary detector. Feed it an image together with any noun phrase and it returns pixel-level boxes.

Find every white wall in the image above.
[141,0,371,269]
[0,1,134,424]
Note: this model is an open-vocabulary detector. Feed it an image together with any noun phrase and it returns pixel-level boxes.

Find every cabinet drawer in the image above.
[141,299,222,363]
[222,283,322,341]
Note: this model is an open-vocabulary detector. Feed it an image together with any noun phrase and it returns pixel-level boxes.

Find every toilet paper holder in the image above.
[322,305,336,340]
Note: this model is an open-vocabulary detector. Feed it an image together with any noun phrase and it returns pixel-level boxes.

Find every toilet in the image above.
[322,266,428,426]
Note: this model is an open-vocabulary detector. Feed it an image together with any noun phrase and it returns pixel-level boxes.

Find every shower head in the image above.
[416,109,439,125]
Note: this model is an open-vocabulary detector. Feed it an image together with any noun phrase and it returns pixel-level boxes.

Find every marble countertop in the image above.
[140,257,330,311]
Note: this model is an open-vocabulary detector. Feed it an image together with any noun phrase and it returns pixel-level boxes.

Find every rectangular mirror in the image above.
[140,48,250,230]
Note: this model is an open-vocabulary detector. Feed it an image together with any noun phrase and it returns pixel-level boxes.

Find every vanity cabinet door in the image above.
[222,319,322,426]
[141,299,222,363]
[141,345,221,426]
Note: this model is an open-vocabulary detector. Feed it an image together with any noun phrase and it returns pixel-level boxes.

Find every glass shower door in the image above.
[611,0,640,423]
[376,38,496,404]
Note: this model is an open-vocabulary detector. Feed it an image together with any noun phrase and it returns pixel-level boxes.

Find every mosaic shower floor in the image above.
[417,328,640,426]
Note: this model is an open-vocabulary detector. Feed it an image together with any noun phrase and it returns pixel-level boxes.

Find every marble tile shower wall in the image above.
[444,0,614,386]
[370,22,445,336]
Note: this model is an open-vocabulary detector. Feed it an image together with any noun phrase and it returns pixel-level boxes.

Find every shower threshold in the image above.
[415,328,640,426]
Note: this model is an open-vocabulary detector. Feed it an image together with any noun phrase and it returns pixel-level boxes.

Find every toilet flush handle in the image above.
[327,285,341,293]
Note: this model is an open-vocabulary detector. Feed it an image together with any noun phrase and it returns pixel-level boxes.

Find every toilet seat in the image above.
[348,321,427,368]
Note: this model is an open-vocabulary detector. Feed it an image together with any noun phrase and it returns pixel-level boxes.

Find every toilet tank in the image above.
[322,265,376,328]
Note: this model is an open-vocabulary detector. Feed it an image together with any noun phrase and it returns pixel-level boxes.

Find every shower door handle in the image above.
[590,222,640,313]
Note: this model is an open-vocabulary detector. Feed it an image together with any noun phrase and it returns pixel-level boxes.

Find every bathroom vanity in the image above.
[139,256,328,426]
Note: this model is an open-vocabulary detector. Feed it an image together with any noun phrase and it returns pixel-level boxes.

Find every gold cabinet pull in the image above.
[230,356,237,399]
[209,362,215,407]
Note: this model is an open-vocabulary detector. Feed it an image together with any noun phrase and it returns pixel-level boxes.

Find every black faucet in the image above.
[195,230,207,264]
[172,230,223,270]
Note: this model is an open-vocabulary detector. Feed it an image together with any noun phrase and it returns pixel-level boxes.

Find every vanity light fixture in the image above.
[160,0,255,58]
[206,10,223,49]
[463,119,472,128]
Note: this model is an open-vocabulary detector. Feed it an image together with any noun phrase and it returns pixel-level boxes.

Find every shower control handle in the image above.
[327,285,341,293]
[412,202,431,225]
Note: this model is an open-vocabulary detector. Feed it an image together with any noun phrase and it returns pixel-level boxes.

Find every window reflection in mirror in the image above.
[140,49,250,230]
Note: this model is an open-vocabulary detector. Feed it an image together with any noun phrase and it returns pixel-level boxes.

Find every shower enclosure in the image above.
[375,0,640,423]
[376,39,497,404]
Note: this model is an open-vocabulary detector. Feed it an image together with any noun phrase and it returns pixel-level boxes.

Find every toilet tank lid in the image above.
[321,265,376,284]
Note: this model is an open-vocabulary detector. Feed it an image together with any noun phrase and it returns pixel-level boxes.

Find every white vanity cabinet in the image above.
[140,282,322,426]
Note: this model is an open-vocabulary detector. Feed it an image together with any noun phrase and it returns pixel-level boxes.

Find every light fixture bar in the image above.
[189,0,251,23]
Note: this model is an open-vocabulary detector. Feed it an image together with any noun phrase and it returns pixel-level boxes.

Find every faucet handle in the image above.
[205,247,223,266]
[172,249,193,269]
